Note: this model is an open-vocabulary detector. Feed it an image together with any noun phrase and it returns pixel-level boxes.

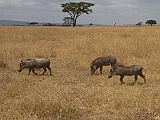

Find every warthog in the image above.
[108,63,146,85]
[18,58,51,75]
[90,56,117,75]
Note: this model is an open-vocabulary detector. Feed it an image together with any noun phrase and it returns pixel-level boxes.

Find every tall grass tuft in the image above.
[20,100,81,119]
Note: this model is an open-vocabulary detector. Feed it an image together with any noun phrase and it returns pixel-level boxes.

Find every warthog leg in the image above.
[47,66,52,75]
[31,68,38,75]
[139,73,146,83]
[41,67,47,75]
[100,66,103,74]
[28,68,31,75]
[132,75,138,85]
[120,76,125,84]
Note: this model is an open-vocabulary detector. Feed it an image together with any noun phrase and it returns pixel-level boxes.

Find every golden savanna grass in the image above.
[0,26,160,120]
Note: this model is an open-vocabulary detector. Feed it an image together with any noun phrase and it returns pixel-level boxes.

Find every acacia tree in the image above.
[146,20,157,26]
[61,2,94,27]
[136,22,143,27]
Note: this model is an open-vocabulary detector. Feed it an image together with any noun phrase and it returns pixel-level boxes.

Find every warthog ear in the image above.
[21,60,24,64]
[90,63,94,68]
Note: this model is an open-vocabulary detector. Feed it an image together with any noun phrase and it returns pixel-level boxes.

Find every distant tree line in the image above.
[60,2,159,27]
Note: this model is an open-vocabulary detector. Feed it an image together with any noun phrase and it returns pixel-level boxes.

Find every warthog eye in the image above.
[113,67,117,70]
[110,69,114,72]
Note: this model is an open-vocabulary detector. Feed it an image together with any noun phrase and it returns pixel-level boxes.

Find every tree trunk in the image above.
[73,18,77,27]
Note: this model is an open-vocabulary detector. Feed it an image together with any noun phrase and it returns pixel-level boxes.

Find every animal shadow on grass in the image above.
[39,73,54,77]
[91,72,107,76]
[92,73,101,75]
[126,81,146,86]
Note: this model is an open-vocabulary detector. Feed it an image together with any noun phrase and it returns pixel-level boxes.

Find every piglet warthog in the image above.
[108,63,146,85]
[18,58,51,75]
[90,56,117,75]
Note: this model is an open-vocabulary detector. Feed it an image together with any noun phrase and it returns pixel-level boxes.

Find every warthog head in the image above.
[90,64,97,75]
[108,67,116,78]
[108,62,125,78]
[18,60,27,72]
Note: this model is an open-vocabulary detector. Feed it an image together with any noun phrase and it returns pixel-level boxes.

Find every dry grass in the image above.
[0,26,160,120]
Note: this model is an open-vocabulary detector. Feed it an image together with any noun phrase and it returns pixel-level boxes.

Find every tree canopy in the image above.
[136,22,143,26]
[146,20,157,26]
[61,2,94,27]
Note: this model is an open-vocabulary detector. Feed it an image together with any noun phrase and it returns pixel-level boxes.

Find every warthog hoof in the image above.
[18,70,22,72]
[121,82,125,84]
[91,73,94,75]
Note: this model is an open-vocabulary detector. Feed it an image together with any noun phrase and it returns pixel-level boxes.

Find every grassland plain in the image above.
[0,26,160,120]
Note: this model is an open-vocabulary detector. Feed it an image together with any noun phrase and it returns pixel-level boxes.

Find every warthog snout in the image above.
[108,75,112,78]
[108,68,115,78]
[90,65,96,75]
[18,69,22,72]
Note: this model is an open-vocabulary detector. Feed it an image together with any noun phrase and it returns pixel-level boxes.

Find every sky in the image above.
[0,0,160,25]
